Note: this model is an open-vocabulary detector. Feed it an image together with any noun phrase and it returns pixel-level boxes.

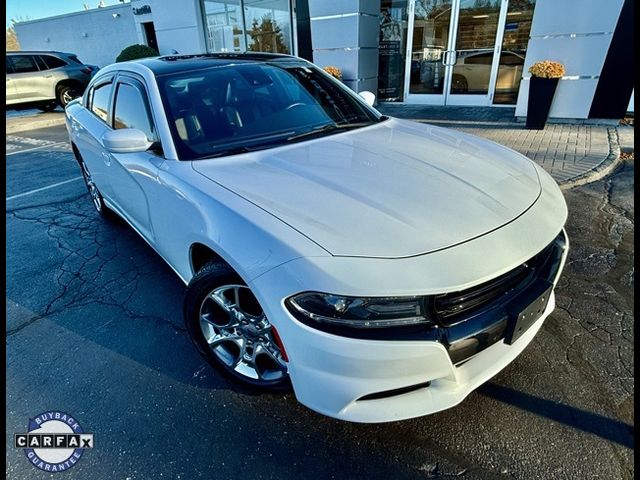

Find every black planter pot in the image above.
[526,77,560,130]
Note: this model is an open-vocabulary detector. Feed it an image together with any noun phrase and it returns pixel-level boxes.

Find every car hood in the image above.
[192,118,541,258]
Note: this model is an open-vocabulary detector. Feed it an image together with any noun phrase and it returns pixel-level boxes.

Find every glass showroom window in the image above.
[202,0,246,52]
[493,0,536,104]
[202,0,293,55]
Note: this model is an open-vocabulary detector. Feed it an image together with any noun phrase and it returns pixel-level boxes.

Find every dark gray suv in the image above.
[6,51,98,112]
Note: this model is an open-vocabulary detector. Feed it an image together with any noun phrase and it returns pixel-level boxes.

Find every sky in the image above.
[6,0,123,27]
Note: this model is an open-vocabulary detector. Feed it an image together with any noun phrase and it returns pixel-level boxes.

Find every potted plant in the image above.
[526,60,565,130]
[323,66,343,81]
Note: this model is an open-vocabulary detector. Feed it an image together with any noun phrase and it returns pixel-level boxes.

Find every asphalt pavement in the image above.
[5,120,634,479]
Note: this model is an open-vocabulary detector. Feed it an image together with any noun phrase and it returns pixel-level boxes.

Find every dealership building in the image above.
[15,0,633,120]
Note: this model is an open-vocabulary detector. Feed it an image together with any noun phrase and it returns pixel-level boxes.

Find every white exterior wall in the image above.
[515,0,625,119]
[131,3,155,50]
[14,4,138,68]
[132,0,207,55]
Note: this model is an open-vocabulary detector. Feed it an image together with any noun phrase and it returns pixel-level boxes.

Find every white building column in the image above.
[515,0,625,119]
[308,0,380,93]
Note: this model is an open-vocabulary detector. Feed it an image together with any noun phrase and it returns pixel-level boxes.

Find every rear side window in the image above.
[40,55,67,69]
[6,57,14,74]
[34,56,48,71]
[9,55,38,73]
[90,82,113,122]
[113,82,155,141]
[464,53,493,65]
[500,52,524,66]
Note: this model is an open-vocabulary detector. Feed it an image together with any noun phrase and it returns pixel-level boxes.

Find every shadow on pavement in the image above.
[479,382,634,449]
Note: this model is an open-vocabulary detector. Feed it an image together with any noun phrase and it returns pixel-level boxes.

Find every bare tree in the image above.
[6,25,20,51]
[7,16,32,51]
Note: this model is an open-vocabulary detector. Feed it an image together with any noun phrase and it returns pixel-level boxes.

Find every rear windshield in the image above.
[156,62,380,160]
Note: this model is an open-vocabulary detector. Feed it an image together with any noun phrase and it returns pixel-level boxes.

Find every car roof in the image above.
[6,50,75,56]
[132,52,308,75]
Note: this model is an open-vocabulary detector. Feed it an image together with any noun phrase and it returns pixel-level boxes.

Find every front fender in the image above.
[151,160,329,285]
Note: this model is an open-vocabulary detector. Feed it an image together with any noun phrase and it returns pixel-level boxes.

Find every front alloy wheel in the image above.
[185,262,290,391]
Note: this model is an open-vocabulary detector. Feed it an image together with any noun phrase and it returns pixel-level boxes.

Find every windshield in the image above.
[157,62,382,160]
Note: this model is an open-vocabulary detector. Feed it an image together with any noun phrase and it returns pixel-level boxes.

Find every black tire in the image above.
[451,74,468,94]
[184,261,291,392]
[57,85,80,108]
[37,101,57,112]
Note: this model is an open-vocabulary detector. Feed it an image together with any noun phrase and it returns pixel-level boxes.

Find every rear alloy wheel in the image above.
[184,262,290,391]
[79,158,107,216]
[451,75,468,94]
[57,85,80,108]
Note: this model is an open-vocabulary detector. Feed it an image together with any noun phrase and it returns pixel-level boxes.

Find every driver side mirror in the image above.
[358,90,376,107]
[102,128,153,153]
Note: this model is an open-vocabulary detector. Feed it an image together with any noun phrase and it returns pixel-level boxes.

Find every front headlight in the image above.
[286,292,434,329]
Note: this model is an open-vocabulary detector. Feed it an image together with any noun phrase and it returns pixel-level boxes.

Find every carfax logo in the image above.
[14,411,94,472]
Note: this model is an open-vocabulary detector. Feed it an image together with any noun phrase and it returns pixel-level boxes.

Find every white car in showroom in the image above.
[65,53,568,423]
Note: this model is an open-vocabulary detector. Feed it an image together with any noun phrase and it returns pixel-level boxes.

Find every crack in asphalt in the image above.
[7,195,185,337]
[553,160,635,415]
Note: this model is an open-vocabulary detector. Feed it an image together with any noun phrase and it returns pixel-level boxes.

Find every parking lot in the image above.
[6,116,634,479]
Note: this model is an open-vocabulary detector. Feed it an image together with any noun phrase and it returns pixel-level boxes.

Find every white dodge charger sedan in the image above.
[65,53,568,423]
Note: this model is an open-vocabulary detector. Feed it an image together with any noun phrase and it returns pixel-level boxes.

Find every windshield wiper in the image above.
[286,122,376,142]
[195,121,380,159]
[198,145,252,159]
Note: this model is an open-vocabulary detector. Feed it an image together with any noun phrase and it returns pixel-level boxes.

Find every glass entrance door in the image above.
[446,0,503,105]
[403,0,507,105]
[404,0,455,105]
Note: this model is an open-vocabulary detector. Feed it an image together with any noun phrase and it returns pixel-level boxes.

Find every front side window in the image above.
[113,82,155,141]
[90,82,113,122]
[157,63,381,160]
[6,56,15,74]
[9,55,38,73]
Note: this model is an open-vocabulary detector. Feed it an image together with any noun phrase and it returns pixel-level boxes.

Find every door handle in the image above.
[43,74,52,78]
[442,50,457,66]
[450,51,458,66]
[101,151,111,166]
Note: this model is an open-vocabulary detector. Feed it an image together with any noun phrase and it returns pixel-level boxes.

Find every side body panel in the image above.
[66,63,328,286]
[67,105,112,196]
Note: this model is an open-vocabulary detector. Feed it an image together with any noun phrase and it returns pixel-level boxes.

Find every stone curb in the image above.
[559,127,625,190]
[6,114,66,135]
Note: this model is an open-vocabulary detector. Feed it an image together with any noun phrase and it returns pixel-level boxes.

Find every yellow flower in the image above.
[529,60,565,79]
[323,66,342,80]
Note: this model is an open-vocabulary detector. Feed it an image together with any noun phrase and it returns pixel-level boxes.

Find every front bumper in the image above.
[251,229,567,422]
[279,291,556,422]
